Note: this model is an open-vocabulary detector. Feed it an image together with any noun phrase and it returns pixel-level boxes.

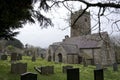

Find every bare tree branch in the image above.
[71,6,88,28]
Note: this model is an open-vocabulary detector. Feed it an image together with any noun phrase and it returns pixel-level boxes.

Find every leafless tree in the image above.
[38,0,120,33]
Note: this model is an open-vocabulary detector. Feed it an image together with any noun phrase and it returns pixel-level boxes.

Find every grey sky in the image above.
[15,2,80,48]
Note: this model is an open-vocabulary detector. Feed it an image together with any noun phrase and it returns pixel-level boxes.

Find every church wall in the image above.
[46,47,55,62]
[67,54,78,64]
[55,46,67,63]
[94,48,102,65]
[99,40,116,66]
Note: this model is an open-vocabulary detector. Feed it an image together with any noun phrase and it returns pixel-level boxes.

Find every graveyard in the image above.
[0,56,120,80]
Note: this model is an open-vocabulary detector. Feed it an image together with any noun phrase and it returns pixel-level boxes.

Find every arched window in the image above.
[58,53,62,62]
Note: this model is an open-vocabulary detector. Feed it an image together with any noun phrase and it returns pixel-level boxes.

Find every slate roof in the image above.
[63,32,108,49]
[60,44,78,54]
[49,45,59,52]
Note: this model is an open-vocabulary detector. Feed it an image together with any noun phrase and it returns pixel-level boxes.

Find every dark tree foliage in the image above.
[5,38,23,49]
[1,0,120,39]
[0,0,52,39]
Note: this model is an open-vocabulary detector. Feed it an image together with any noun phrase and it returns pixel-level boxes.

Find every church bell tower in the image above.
[71,9,91,37]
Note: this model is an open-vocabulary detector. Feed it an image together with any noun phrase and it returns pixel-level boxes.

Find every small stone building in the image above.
[46,9,116,66]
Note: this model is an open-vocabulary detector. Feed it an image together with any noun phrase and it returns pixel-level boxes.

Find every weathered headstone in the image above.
[41,66,48,75]
[32,56,36,62]
[94,69,104,80]
[96,64,102,70]
[21,72,37,80]
[113,63,118,71]
[1,54,7,60]
[11,62,27,74]
[83,58,88,67]
[63,66,73,73]
[34,67,41,74]
[17,54,22,60]
[67,68,79,80]
[11,53,17,61]
[48,66,54,74]
[41,66,54,75]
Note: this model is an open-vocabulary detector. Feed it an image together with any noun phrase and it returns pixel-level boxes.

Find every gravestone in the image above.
[41,66,54,75]
[34,67,41,74]
[21,72,37,80]
[63,66,73,73]
[113,63,118,71]
[67,68,79,80]
[47,66,54,74]
[83,59,88,67]
[11,62,27,74]
[32,56,36,62]
[94,69,104,80]
[11,53,17,61]
[1,54,7,60]
[41,66,48,75]
[96,64,102,70]
[17,54,22,60]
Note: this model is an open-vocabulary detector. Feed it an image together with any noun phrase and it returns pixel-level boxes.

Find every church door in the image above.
[58,53,62,62]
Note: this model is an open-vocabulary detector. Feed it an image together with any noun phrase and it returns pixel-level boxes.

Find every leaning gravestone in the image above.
[113,63,118,71]
[1,54,7,60]
[11,53,17,61]
[63,66,73,73]
[67,68,79,80]
[11,62,27,74]
[94,69,104,80]
[21,72,37,80]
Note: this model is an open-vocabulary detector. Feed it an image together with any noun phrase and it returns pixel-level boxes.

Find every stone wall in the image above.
[55,46,67,63]
[67,55,78,64]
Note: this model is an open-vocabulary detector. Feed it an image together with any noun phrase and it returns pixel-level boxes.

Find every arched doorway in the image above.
[58,53,62,62]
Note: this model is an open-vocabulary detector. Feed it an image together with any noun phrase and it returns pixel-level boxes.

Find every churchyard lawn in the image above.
[0,56,120,80]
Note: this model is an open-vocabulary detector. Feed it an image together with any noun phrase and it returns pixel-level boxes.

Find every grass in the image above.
[0,56,120,80]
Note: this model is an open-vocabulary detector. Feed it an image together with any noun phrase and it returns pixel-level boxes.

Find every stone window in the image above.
[85,18,87,22]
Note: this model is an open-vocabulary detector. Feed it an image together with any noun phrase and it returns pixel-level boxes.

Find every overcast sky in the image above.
[15,2,81,48]
[15,1,120,48]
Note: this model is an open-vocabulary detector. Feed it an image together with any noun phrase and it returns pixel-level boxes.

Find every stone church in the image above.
[46,9,116,66]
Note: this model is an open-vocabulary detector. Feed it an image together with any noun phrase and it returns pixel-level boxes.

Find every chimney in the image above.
[63,35,69,42]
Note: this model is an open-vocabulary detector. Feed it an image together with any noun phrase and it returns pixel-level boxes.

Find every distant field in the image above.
[0,56,120,80]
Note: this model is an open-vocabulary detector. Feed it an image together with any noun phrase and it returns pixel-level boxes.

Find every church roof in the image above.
[63,32,108,49]
[60,44,78,54]
[49,45,59,51]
